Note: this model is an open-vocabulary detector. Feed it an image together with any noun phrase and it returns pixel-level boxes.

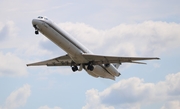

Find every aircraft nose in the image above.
[32,19,38,26]
[32,19,41,31]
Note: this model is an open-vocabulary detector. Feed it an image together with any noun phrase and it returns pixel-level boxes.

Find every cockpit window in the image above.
[38,16,43,19]
[37,16,48,20]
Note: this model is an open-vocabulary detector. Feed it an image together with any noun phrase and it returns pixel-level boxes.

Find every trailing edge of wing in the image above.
[27,54,72,66]
[126,61,147,64]
[82,53,160,65]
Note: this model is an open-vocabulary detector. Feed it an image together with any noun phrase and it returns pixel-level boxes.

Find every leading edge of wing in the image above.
[27,54,72,66]
[82,53,160,64]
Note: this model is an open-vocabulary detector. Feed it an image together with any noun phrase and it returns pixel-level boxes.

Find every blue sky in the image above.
[0,0,180,109]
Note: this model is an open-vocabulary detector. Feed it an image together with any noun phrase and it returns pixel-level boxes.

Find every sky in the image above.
[0,0,180,109]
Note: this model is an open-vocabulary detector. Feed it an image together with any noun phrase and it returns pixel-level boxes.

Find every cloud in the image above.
[0,20,53,57]
[58,21,180,56]
[82,89,115,109]
[59,22,105,51]
[38,105,62,109]
[0,23,9,40]
[39,37,66,55]
[0,52,28,77]
[0,21,17,41]
[83,72,180,109]
[161,100,180,109]
[0,21,23,49]
[0,84,31,109]
[0,0,49,15]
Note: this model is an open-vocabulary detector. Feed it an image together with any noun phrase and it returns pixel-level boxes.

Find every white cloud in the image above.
[0,84,31,109]
[0,20,52,57]
[59,22,104,51]
[161,100,180,109]
[0,0,49,18]
[0,52,28,77]
[0,21,18,42]
[82,89,115,109]
[0,21,20,49]
[58,21,180,56]
[83,72,180,109]
[38,105,62,109]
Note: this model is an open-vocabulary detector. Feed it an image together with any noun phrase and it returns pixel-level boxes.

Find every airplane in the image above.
[27,16,160,80]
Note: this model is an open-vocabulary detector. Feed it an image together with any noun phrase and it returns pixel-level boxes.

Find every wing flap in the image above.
[27,54,72,66]
[82,53,159,65]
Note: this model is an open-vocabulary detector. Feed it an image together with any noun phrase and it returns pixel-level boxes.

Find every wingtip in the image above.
[156,57,160,60]
[26,64,33,66]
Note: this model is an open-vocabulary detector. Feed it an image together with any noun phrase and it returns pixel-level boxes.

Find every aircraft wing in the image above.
[82,54,160,65]
[27,53,160,66]
[27,54,72,66]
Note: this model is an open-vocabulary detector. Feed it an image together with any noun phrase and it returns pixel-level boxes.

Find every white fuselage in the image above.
[32,17,120,80]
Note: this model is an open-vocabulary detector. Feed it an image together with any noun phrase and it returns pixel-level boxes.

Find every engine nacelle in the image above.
[85,65,115,80]
[86,70,99,78]
[104,64,121,77]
